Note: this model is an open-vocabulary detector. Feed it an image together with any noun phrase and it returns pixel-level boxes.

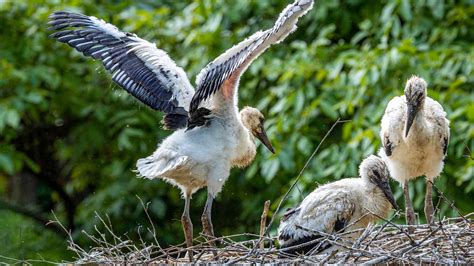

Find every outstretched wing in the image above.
[48,11,195,129]
[189,0,314,113]
[278,189,355,254]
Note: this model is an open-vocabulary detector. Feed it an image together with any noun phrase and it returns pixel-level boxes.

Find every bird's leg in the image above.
[201,192,217,255]
[201,193,215,238]
[181,193,193,262]
[403,181,415,233]
[424,179,435,225]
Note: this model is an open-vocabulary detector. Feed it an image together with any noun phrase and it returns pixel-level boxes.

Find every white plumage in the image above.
[49,0,314,261]
[379,75,450,225]
[278,155,398,254]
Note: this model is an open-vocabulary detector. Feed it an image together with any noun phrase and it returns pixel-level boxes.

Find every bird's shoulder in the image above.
[424,97,449,124]
[383,96,406,118]
[380,96,405,146]
[381,96,405,131]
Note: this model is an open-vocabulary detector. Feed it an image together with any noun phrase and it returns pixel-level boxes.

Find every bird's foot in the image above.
[184,251,194,262]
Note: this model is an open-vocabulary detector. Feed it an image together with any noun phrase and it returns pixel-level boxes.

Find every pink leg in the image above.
[181,193,193,261]
[424,180,435,224]
[403,181,415,233]
[202,192,217,256]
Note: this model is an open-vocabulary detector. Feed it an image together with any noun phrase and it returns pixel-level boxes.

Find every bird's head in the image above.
[240,106,275,154]
[404,75,427,138]
[360,155,399,210]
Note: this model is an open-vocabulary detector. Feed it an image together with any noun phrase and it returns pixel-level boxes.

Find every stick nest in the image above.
[65,213,473,264]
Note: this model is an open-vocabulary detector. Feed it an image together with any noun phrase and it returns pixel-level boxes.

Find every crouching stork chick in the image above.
[379,76,450,226]
[49,0,314,261]
[278,156,398,255]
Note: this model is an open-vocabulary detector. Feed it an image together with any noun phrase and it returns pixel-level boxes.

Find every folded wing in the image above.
[48,11,195,129]
[380,96,405,156]
[278,189,355,254]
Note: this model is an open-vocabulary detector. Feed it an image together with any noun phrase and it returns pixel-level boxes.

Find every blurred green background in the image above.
[0,0,472,262]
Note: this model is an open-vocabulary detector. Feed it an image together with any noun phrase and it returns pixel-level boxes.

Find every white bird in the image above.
[278,155,398,254]
[379,76,450,226]
[48,0,314,260]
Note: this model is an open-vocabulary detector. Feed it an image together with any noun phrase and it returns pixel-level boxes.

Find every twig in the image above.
[463,142,473,160]
[366,209,416,245]
[136,195,164,254]
[363,210,400,249]
[259,200,271,250]
[337,224,374,263]
[264,118,350,236]
[430,181,468,222]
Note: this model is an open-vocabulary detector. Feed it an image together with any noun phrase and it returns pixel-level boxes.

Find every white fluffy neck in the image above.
[231,127,256,168]
[363,183,390,216]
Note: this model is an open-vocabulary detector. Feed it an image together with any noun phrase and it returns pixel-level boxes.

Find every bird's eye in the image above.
[417,93,424,102]
[373,170,381,179]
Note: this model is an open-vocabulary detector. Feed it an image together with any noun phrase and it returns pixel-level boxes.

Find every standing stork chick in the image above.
[48,0,314,261]
[379,76,450,226]
[278,156,398,255]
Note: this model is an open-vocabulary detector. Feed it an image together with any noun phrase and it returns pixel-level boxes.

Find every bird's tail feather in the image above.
[136,151,188,179]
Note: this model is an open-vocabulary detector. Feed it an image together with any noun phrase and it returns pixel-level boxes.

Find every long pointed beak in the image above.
[405,103,418,138]
[378,180,399,210]
[255,124,275,154]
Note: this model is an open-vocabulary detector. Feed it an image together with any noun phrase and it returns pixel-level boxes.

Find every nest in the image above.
[61,212,473,264]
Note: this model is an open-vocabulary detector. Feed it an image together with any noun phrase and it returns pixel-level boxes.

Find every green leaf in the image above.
[400,0,412,21]
[5,110,20,128]
[0,154,15,174]
[381,2,396,22]
[261,159,279,182]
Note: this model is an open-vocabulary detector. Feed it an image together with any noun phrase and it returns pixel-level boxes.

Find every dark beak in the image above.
[376,179,399,210]
[255,124,275,154]
[405,103,418,138]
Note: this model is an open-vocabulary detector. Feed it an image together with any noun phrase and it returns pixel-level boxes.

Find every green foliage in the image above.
[0,210,70,262]
[0,0,472,261]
